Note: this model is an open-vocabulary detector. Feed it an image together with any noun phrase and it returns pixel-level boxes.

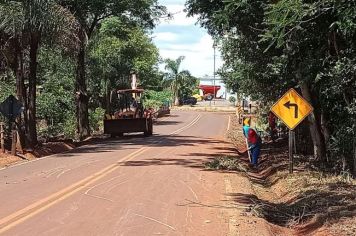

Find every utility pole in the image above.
[213,41,217,105]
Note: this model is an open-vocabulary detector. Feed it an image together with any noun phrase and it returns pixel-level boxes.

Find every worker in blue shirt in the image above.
[243,117,262,167]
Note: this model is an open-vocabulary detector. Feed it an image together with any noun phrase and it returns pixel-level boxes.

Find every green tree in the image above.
[59,0,166,140]
[261,0,355,167]
[88,16,161,113]
[142,90,172,110]
[36,47,76,138]
[186,0,356,173]
[163,56,196,106]
[0,0,78,147]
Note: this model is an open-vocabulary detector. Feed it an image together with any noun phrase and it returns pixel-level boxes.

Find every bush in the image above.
[63,113,76,139]
[89,108,105,132]
[205,156,247,172]
[0,75,15,103]
[143,99,163,110]
[142,90,172,109]
[37,111,76,140]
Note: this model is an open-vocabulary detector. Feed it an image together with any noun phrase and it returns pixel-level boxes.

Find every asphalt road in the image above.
[0,111,234,236]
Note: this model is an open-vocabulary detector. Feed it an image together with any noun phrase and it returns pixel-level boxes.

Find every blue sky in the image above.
[153,0,223,78]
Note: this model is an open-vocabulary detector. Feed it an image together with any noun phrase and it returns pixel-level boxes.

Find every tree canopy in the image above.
[0,0,166,143]
[186,0,356,174]
[163,56,197,106]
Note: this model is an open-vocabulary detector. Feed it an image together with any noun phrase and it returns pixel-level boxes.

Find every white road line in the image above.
[170,114,202,135]
[56,169,71,179]
[104,180,130,194]
[133,213,176,231]
[180,180,199,201]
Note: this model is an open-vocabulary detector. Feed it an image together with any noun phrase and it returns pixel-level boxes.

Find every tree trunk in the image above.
[105,79,111,114]
[353,138,356,178]
[15,46,27,148]
[174,96,179,106]
[300,82,327,163]
[320,112,330,144]
[75,29,90,140]
[15,52,25,103]
[174,80,179,106]
[28,32,39,148]
[106,91,111,114]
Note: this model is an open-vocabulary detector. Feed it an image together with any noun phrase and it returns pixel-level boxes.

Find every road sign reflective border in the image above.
[271,88,313,130]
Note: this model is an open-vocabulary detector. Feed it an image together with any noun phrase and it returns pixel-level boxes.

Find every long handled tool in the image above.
[245,138,251,162]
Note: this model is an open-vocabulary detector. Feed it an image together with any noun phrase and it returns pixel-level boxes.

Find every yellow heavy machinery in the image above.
[104,89,153,137]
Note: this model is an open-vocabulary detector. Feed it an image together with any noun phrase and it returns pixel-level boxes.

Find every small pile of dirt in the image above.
[0,153,23,168]
[0,141,75,168]
[33,142,74,157]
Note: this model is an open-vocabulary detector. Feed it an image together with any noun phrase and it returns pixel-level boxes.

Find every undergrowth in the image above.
[254,172,355,222]
[205,156,247,172]
[226,114,356,235]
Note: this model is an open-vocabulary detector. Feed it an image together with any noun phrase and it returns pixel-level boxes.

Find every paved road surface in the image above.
[0,111,234,236]
[196,99,233,107]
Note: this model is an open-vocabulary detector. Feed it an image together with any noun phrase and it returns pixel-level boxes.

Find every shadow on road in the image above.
[53,134,231,161]
[154,120,182,126]
[122,157,211,169]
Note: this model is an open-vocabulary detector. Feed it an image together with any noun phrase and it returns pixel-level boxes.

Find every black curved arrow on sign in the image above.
[284,101,298,118]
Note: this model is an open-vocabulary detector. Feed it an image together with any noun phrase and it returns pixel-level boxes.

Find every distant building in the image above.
[198,75,235,99]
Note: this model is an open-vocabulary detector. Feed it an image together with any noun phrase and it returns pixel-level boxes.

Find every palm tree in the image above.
[163,56,195,106]
[0,0,78,147]
[163,56,191,106]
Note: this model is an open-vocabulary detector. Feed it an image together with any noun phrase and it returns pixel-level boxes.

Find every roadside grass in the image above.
[225,114,356,235]
[250,169,355,228]
[205,155,247,172]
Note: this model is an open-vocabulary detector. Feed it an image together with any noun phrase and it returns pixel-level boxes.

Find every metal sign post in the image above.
[11,127,17,156]
[213,41,217,105]
[289,130,294,173]
[271,88,314,174]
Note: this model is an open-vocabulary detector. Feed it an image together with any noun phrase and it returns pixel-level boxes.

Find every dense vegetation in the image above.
[186,0,356,176]
[163,56,198,106]
[0,0,199,149]
[0,0,166,145]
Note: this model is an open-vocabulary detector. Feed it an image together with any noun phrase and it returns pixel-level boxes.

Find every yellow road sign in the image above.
[271,88,313,130]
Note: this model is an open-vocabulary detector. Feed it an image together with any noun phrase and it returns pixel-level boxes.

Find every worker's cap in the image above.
[243,117,251,126]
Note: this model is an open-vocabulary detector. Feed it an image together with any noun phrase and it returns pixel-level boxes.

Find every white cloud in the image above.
[158,35,223,77]
[154,1,224,78]
[153,32,179,42]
